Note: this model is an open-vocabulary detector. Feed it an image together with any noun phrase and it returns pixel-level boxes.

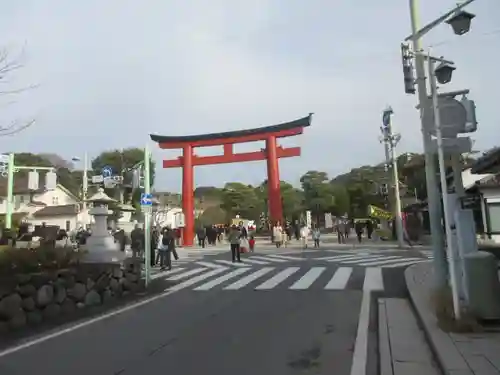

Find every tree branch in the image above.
[0,45,37,137]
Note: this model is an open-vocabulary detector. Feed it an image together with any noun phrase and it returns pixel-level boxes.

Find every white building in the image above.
[0,176,91,231]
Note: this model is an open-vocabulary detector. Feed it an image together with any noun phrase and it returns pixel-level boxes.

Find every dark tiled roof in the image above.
[31,204,79,218]
[150,114,312,144]
[471,148,500,174]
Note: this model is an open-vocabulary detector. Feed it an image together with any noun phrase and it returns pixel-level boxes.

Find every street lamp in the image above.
[405,0,477,289]
[446,10,476,36]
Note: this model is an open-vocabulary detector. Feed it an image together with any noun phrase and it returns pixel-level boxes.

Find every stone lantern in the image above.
[82,188,125,263]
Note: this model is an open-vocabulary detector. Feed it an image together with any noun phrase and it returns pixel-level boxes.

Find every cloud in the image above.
[0,0,498,191]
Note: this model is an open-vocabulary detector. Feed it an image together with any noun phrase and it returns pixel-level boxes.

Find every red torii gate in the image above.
[150,114,312,246]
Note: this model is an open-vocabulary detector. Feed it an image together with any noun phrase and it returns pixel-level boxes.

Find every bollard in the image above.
[464,251,500,320]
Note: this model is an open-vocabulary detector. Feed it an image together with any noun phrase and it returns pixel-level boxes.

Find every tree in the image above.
[300,171,335,223]
[198,206,226,226]
[11,153,81,196]
[0,47,36,136]
[91,148,156,205]
[220,182,262,221]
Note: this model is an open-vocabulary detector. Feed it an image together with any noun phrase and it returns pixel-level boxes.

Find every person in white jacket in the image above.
[300,225,310,249]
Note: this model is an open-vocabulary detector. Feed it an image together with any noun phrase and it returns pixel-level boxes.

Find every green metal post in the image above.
[143,145,151,287]
[6,153,15,230]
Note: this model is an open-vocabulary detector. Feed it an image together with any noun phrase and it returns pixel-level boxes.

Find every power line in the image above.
[429,28,500,47]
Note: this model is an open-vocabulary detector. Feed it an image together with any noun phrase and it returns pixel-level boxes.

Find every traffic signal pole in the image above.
[409,0,448,288]
[143,144,152,287]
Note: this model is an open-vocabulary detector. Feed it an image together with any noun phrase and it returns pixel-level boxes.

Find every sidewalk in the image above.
[378,298,440,374]
[406,262,500,375]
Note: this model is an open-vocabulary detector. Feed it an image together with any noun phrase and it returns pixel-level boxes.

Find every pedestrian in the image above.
[248,234,256,252]
[227,225,242,263]
[273,222,283,248]
[312,226,321,248]
[197,226,206,248]
[300,224,310,249]
[355,221,364,243]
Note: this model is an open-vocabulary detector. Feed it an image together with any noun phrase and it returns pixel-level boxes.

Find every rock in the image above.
[21,297,36,311]
[0,321,9,333]
[102,290,113,303]
[94,274,110,292]
[26,311,43,325]
[60,299,76,314]
[15,274,32,285]
[86,278,95,291]
[54,285,67,304]
[31,273,50,289]
[76,302,85,309]
[112,268,123,278]
[109,278,121,292]
[0,293,23,319]
[18,284,36,297]
[68,283,86,301]
[36,285,54,307]
[8,310,27,330]
[43,303,61,319]
[125,272,139,283]
[84,290,101,307]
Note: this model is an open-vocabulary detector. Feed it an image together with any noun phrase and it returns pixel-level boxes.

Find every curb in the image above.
[405,263,473,375]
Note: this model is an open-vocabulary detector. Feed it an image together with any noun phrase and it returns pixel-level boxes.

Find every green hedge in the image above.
[0,246,82,275]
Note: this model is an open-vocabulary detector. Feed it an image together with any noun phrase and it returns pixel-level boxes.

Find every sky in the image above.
[0,0,498,192]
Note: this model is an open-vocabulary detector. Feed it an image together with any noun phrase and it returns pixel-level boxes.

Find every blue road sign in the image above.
[140,193,153,206]
[102,166,113,178]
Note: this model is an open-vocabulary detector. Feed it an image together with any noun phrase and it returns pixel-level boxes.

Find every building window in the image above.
[65,220,70,232]
[52,196,59,205]
[19,195,25,204]
[487,203,500,234]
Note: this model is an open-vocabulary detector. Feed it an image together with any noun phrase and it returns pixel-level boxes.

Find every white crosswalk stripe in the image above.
[324,267,352,290]
[266,254,305,261]
[314,253,428,268]
[250,255,289,263]
[161,265,386,292]
[289,267,325,290]
[224,267,275,290]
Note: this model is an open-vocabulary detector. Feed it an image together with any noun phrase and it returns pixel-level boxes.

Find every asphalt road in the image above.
[0,249,411,375]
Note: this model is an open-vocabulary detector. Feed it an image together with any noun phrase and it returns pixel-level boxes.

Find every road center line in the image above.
[350,291,371,375]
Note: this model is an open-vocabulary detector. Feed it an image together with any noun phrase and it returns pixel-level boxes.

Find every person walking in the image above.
[312,226,321,248]
[227,225,242,263]
[300,224,310,249]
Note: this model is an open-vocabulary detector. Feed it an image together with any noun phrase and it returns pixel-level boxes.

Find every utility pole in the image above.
[82,152,89,219]
[381,107,405,248]
[143,144,152,287]
[409,0,448,287]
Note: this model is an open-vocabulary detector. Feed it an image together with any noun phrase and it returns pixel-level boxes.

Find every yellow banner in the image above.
[368,205,393,220]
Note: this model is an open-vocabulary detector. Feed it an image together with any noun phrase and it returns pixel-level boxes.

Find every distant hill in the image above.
[38,153,74,169]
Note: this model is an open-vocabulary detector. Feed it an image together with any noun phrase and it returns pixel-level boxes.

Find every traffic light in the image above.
[401,43,416,95]
[460,97,478,133]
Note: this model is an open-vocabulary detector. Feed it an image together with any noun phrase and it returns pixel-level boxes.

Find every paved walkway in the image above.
[378,298,440,374]
[406,262,500,375]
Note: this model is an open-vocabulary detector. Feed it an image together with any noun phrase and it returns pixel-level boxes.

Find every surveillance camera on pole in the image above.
[446,10,475,36]
[435,62,456,84]
[400,43,416,94]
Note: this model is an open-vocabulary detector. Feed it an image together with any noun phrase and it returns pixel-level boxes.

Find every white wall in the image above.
[481,187,500,243]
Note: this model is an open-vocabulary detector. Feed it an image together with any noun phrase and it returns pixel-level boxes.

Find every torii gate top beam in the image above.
[150,114,313,149]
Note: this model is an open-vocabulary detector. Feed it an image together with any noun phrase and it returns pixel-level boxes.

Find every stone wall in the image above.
[0,259,144,332]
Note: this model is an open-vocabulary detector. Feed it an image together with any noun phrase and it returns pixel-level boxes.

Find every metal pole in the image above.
[409,0,448,287]
[143,144,151,287]
[429,56,461,320]
[82,152,88,224]
[5,153,15,230]
[387,116,405,248]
